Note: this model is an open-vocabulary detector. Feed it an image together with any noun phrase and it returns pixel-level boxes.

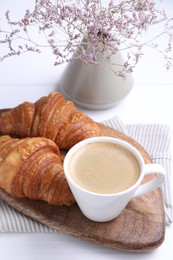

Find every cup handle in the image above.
[134,163,166,197]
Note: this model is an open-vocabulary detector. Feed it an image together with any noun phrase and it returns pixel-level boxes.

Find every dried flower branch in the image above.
[0,0,173,77]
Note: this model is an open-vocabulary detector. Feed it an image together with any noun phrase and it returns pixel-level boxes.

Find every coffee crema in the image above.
[68,142,140,194]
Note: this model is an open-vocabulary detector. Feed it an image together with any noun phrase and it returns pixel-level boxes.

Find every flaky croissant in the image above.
[0,92,100,149]
[0,135,75,206]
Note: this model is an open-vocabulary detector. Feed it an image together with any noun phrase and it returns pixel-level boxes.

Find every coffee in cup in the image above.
[68,142,140,194]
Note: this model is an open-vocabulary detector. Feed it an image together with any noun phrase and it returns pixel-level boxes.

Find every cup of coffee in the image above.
[64,137,165,222]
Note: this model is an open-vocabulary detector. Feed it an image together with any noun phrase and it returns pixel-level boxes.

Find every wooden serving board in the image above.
[0,118,165,252]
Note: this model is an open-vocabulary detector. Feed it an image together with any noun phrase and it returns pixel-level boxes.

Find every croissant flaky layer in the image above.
[0,135,75,206]
[0,92,100,149]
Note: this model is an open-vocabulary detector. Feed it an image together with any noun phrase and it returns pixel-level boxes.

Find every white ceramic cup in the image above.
[64,137,165,222]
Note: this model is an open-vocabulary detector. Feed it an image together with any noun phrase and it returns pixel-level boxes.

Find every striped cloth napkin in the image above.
[0,116,172,232]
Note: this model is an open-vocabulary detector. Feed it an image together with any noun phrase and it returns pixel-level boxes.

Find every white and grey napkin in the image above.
[0,116,172,232]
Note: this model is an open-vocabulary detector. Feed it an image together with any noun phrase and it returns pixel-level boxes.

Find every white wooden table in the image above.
[0,1,173,259]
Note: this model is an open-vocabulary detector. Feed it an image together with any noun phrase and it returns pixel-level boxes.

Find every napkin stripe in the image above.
[126,124,171,157]
[103,116,126,134]
[155,157,173,225]
[0,200,55,232]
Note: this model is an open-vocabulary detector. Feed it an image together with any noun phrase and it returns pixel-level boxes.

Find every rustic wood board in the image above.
[0,114,165,252]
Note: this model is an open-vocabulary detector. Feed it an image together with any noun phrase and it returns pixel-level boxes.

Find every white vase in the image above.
[59,38,134,110]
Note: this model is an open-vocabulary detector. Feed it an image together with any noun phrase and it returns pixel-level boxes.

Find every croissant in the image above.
[0,135,75,206]
[0,92,100,149]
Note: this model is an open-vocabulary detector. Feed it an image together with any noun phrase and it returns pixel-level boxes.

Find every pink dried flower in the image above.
[0,0,173,77]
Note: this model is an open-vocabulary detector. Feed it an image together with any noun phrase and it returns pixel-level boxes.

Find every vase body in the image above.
[59,39,134,109]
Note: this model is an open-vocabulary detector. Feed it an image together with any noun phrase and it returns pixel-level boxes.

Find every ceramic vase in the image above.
[59,38,134,110]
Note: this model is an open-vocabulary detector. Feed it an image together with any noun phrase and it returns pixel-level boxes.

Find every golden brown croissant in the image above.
[0,135,75,206]
[0,92,100,149]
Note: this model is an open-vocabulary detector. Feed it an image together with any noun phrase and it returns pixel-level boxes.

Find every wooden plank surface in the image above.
[0,115,165,252]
